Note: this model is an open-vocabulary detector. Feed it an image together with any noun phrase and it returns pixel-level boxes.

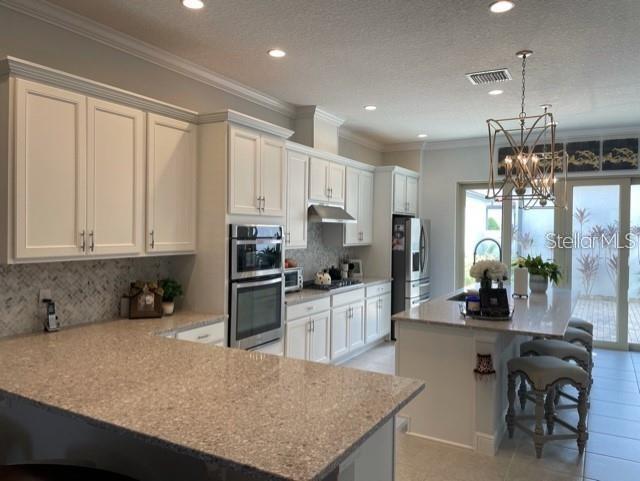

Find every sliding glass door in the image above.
[564,179,630,349]
[629,182,640,348]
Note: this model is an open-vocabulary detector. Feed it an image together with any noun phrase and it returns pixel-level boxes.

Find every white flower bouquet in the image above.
[469,260,509,282]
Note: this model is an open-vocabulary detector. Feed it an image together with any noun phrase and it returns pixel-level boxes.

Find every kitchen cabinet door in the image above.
[14,79,87,259]
[285,317,309,361]
[348,301,365,351]
[229,126,261,215]
[358,171,374,244]
[331,306,349,360]
[87,98,145,256]
[328,162,346,204]
[393,173,407,214]
[285,151,308,248]
[309,311,331,363]
[147,113,197,253]
[344,168,360,245]
[260,136,286,216]
[365,297,380,344]
[309,157,329,202]
[380,293,392,337]
[406,175,419,215]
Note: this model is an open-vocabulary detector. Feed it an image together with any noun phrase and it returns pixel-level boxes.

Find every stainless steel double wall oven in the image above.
[229,224,284,350]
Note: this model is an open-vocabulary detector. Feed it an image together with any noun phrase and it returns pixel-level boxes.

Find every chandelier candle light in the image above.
[486,50,567,209]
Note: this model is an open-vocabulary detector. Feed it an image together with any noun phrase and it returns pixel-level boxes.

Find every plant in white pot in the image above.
[159,278,183,316]
[514,255,561,294]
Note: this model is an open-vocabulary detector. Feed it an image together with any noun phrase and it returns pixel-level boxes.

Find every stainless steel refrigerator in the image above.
[391,216,431,319]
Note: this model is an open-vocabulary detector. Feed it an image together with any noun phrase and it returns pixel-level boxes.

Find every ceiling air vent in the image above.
[465,68,512,86]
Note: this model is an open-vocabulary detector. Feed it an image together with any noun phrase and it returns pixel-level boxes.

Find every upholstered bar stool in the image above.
[507,356,589,458]
[518,338,593,408]
[564,327,593,354]
[568,317,594,336]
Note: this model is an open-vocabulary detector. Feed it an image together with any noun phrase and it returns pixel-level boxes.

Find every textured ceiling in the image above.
[44,0,640,143]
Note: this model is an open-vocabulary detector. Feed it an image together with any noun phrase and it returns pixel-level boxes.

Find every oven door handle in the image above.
[235,276,283,289]
[233,239,282,245]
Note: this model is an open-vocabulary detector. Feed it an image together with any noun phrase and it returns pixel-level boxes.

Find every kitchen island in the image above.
[392,286,574,456]
[0,312,423,481]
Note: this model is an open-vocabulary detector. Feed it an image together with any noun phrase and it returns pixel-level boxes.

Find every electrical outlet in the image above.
[39,289,52,303]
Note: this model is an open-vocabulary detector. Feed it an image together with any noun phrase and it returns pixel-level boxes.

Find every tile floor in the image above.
[343,343,640,481]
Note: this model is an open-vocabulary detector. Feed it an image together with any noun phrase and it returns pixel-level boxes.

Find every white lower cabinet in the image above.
[348,301,365,351]
[330,305,350,360]
[285,310,331,363]
[366,292,392,343]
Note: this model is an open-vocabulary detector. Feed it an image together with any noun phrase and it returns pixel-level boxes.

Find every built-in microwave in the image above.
[284,267,303,292]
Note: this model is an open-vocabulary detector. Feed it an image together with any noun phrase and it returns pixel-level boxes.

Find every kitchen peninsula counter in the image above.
[0,311,423,481]
[391,286,575,456]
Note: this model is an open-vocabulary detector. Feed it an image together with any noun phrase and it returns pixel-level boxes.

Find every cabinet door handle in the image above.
[150,230,155,249]
[262,196,266,211]
[89,230,95,252]
[312,320,315,332]
[80,230,86,252]
[329,187,332,198]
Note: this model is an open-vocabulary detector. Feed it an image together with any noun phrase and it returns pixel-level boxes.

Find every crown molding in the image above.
[374,165,420,176]
[0,56,199,122]
[382,141,426,153]
[295,105,345,127]
[285,140,376,172]
[0,0,296,117]
[199,110,294,138]
[338,127,384,152]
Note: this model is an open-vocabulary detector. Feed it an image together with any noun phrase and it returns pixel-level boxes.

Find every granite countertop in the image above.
[0,311,423,481]
[285,278,392,306]
[392,285,575,338]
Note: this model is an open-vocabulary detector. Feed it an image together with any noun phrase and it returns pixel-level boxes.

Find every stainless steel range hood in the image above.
[308,204,356,224]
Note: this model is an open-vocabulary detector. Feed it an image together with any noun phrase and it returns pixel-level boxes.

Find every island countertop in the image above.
[0,312,423,481]
[392,285,575,338]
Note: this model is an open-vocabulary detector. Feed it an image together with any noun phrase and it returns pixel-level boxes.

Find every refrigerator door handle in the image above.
[419,225,426,273]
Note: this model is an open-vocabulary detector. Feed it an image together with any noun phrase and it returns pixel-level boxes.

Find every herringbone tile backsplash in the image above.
[0,257,174,338]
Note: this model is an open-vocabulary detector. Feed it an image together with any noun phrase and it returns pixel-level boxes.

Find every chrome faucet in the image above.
[473,238,502,263]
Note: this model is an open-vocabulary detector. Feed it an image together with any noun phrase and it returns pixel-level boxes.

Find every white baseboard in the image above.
[404,430,474,451]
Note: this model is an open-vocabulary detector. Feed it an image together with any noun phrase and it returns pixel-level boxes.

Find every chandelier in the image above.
[486,50,567,209]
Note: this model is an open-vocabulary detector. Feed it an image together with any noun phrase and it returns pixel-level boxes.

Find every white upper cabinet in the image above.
[344,168,374,246]
[14,79,87,260]
[285,151,308,248]
[393,172,419,215]
[309,157,329,202]
[308,157,345,205]
[229,126,260,215]
[260,136,286,216]
[327,162,346,204]
[87,98,145,256]
[228,126,285,217]
[147,113,197,253]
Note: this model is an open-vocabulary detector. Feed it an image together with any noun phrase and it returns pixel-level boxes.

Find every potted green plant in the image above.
[513,255,561,294]
[159,278,183,315]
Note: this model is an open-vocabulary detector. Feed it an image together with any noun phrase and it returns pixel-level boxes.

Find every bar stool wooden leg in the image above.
[534,391,545,458]
[518,375,528,410]
[577,388,588,454]
[507,372,516,438]
[545,388,556,435]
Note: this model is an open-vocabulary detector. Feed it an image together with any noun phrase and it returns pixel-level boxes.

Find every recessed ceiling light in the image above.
[268,49,286,58]
[364,105,377,111]
[417,134,428,139]
[181,0,204,9]
[489,1,514,13]
[488,89,504,96]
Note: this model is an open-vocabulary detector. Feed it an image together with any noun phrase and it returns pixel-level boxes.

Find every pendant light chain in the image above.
[520,53,527,119]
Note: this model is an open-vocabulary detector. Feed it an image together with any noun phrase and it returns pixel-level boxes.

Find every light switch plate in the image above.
[39,289,52,303]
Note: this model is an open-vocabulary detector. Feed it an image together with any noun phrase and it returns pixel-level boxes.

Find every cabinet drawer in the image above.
[287,297,331,320]
[332,288,365,308]
[366,282,391,298]
[176,321,225,344]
